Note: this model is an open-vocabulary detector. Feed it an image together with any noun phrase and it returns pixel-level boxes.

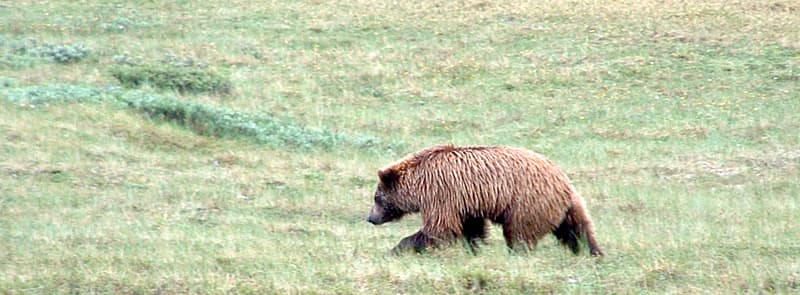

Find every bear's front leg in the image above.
[392,231,436,254]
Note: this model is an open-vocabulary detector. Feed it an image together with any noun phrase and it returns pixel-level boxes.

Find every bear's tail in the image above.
[553,200,604,257]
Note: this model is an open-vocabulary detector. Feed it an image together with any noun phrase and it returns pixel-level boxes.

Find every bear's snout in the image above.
[367,204,386,225]
[366,215,381,225]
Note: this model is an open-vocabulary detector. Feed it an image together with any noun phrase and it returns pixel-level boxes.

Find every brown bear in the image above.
[366,144,603,256]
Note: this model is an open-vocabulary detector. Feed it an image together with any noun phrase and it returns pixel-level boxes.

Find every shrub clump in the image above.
[118,90,391,150]
[39,44,91,64]
[2,83,403,152]
[2,84,111,105]
[110,64,232,94]
[2,37,91,65]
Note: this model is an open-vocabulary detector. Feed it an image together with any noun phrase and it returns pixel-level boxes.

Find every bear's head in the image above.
[366,167,407,225]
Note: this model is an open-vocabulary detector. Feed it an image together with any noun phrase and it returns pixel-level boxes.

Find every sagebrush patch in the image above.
[110,64,232,94]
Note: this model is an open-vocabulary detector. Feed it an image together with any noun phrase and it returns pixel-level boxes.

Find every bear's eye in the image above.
[375,190,391,205]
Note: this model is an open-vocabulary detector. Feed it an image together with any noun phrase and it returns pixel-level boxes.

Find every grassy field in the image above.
[1,0,799,293]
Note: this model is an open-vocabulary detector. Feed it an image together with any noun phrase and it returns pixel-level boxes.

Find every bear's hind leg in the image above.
[557,204,604,257]
[501,222,539,254]
[462,217,488,254]
[499,206,553,254]
[552,213,580,254]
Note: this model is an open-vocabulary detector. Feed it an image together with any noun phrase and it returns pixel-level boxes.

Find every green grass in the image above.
[1,0,799,293]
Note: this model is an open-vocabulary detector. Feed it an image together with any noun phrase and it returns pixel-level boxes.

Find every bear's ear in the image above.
[378,167,400,188]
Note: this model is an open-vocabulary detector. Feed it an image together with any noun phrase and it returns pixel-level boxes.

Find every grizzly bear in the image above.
[366,145,603,256]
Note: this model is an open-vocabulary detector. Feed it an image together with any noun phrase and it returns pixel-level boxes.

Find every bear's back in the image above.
[412,145,548,172]
[405,145,572,215]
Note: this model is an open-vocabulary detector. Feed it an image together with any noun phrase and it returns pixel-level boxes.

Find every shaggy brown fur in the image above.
[366,145,603,256]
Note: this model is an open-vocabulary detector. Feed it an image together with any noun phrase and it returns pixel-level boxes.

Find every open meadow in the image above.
[1,0,799,293]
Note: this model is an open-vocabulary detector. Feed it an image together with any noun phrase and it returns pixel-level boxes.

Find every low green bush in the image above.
[40,44,91,64]
[2,84,111,105]
[119,90,358,149]
[2,37,90,65]
[110,64,232,94]
[1,83,401,151]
